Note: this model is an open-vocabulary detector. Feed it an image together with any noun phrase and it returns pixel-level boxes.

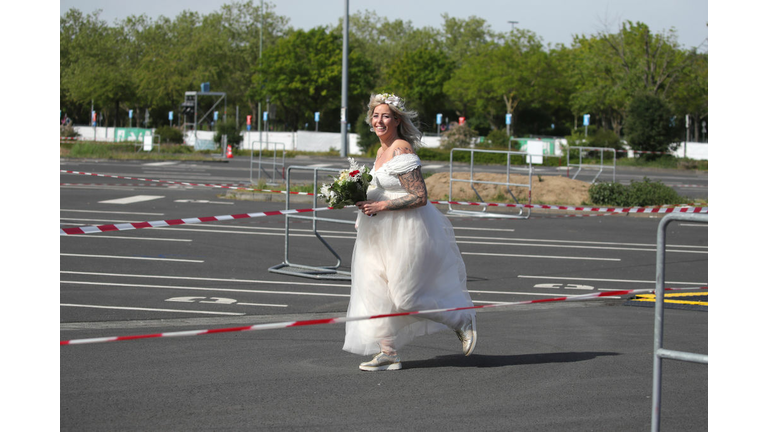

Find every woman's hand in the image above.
[355,200,379,217]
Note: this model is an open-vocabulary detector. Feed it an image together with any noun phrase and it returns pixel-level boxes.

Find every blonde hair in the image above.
[365,93,422,149]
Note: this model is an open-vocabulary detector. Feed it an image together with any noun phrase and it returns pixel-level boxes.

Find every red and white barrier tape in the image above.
[60,199,707,235]
[61,183,166,188]
[61,170,708,213]
[60,286,707,346]
[60,170,313,195]
[432,200,708,214]
[60,206,332,235]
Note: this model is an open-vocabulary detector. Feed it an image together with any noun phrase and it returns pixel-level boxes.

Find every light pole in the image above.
[508,21,518,31]
[340,0,349,157]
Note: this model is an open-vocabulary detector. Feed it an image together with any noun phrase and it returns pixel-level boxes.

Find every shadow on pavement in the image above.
[403,351,621,369]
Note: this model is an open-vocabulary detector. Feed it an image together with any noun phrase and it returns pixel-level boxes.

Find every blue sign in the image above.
[169,111,173,120]
[214,111,218,121]
[583,114,590,126]
[506,113,512,125]
[129,110,133,118]
[436,113,443,125]
[314,112,320,122]
[263,112,268,122]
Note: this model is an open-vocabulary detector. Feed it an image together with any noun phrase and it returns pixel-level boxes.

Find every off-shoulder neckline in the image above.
[373,152,420,172]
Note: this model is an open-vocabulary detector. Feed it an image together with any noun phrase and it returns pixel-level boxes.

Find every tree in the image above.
[566,34,630,135]
[600,22,690,98]
[444,29,551,135]
[440,14,497,66]
[60,9,136,127]
[251,27,374,131]
[385,47,454,131]
[623,94,678,154]
[216,1,289,125]
[567,21,696,137]
[668,51,707,141]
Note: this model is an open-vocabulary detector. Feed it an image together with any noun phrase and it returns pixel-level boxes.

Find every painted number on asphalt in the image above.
[166,297,238,304]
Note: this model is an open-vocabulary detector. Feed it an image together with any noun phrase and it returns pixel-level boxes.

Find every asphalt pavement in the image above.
[59,156,708,431]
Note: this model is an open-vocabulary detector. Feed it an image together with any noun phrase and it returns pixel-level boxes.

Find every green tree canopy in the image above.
[624,94,678,153]
[251,27,374,131]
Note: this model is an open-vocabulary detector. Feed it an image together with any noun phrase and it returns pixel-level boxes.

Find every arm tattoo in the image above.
[384,167,428,211]
[392,146,414,156]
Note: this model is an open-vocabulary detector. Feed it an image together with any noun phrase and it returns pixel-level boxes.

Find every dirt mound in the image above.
[425,172,590,206]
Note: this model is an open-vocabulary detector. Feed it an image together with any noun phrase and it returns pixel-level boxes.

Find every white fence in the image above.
[66,126,707,160]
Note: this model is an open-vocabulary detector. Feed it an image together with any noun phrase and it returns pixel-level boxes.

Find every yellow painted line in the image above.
[632,293,708,306]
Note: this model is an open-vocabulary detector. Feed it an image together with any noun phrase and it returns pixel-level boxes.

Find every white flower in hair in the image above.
[378,93,405,111]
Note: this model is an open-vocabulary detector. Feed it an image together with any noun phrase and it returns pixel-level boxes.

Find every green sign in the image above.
[114,128,151,142]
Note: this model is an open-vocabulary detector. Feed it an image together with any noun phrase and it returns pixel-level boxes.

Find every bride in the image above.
[344,93,477,371]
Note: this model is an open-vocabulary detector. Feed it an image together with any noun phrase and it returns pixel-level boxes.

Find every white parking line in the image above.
[62,235,192,242]
[60,280,350,297]
[453,227,516,233]
[61,271,350,288]
[518,275,707,285]
[61,254,203,263]
[60,303,244,316]
[468,290,617,298]
[462,252,620,261]
[455,236,707,249]
[456,240,707,254]
[142,162,180,167]
[98,195,165,205]
[60,209,165,216]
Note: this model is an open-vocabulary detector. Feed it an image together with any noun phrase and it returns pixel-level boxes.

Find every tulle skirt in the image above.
[343,187,476,355]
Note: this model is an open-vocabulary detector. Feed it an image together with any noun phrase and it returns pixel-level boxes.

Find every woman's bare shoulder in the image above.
[391,140,414,156]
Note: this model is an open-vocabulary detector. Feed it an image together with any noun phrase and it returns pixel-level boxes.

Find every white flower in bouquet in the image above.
[319,158,373,209]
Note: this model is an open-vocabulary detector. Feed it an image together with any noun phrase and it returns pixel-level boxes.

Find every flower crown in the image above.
[377,93,405,111]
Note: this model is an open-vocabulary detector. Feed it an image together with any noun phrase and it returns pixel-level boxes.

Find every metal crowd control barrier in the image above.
[268,165,354,280]
[650,213,708,432]
[447,148,532,219]
[249,140,286,185]
[567,146,616,183]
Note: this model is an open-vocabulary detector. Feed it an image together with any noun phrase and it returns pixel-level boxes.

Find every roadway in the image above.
[59,156,708,431]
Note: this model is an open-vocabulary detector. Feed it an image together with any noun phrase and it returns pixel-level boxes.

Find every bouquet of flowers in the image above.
[319,158,373,209]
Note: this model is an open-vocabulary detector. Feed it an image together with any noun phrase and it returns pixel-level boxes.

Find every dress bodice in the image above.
[371,153,421,193]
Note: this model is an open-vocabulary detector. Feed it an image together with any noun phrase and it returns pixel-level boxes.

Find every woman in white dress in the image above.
[344,93,477,371]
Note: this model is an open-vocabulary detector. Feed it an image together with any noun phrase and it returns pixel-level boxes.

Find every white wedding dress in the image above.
[343,153,476,355]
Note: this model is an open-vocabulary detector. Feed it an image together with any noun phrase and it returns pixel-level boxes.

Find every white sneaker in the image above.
[455,315,477,356]
[359,352,402,371]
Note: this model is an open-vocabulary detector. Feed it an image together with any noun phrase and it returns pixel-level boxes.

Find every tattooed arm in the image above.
[357,167,427,216]
[356,145,428,216]
[384,167,428,210]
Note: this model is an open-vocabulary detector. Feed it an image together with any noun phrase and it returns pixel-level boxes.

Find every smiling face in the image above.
[370,104,400,142]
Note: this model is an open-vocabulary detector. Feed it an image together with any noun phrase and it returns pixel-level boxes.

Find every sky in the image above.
[60,0,709,50]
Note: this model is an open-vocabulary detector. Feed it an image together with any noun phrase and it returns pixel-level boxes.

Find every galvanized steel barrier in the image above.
[567,146,616,183]
[249,139,286,185]
[268,165,353,280]
[651,212,709,431]
[447,148,533,219]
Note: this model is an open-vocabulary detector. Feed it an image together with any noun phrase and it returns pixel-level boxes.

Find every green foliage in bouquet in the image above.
[319,158,373,209]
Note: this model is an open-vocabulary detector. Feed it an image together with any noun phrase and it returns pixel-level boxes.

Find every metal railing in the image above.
[268,166,354,280]
[249,140,286,185]
[567,146,616,183]
[447,148,532,219]
[651,212,708,431]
